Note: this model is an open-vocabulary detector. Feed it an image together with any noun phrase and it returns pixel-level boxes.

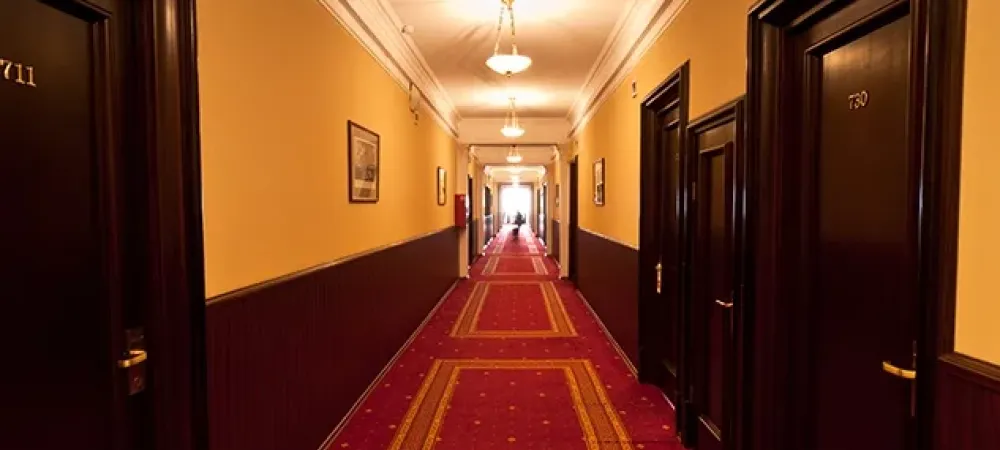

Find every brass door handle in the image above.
[655,262,662,294]
[117,349,148,368]
[715,299,734,308]
[882,361,916,380]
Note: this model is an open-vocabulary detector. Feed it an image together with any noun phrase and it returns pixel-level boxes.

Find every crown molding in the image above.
[318,0,460,137]
[566,0,689,138]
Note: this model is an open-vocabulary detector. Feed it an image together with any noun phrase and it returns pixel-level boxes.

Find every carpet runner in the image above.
[327,225,682,449]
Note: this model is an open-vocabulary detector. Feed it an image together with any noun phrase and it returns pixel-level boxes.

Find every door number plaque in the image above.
[848,90,869,110]
[0,58,37,88]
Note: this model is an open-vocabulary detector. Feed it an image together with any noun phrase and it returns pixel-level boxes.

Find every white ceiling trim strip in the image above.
[318,0,461,137]
[566,0,689,138]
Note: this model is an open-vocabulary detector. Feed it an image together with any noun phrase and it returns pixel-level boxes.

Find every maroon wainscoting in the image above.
[205,228,459,450]
[935,353,1000,450]
[575,228,640,366]
[551,219,560,263]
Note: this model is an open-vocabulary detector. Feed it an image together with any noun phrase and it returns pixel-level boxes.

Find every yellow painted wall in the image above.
[198,0,457,297]
[574,0,748,246]
[954,0,1000,365]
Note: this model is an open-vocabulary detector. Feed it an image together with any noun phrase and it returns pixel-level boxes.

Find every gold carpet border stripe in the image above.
[389,359,444,449]
[449,281,577,338]
[564,366,602,450]
[387,359,633,450]
[481,256,548,276]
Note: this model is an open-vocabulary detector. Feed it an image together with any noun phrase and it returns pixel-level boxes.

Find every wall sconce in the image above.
[631,80,637,98]
[408,82,421,124]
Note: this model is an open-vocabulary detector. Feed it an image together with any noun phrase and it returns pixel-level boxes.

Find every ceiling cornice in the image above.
[319,0,461,137]
[566,0,689,138]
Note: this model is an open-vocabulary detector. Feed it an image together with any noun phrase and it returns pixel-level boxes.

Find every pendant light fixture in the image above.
[501,96,525,138]
[486,0,532,76]
[506,145,523,164]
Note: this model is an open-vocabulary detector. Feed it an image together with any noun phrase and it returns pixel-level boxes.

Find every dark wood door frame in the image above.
[126,0,208,448]
[468,175,475,265]
[685,98,746,450]
[637,62,690,408]
[745,1,967,450]
[568,156,580,283]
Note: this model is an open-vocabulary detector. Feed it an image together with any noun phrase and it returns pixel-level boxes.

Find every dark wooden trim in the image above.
[918,0,967,358]
[576,227,640,366]
[568,156,580,284]
[207,226,456,304]
[935,353,1000,450]
[637,61,689,398]
[206,227,458,450]
[552,219,561,263]
[346,120,381,204]
[939,353,1000,392]
[686,96,747,450]
[745,1,969,450]
[127,0,208,448]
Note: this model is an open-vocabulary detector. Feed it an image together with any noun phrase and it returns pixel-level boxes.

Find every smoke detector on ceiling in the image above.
[401,24,415,35]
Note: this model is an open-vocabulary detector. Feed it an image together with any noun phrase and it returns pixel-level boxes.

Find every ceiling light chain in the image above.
[501,96,525,138]
[486,0,532,76]
[492,2,505,57]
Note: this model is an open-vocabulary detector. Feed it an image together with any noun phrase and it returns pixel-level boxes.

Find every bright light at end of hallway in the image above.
[441,0,582,23]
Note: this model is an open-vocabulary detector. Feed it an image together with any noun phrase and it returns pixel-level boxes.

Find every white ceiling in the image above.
[472,144,557,165]
[328,0,682,143]
[486,165,547,183]
[387,0,630,120]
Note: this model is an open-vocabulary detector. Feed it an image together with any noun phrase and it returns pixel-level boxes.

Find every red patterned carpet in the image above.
[327,225,681,449]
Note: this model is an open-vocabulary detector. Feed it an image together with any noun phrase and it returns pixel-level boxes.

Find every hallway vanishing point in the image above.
[329,225,680,449]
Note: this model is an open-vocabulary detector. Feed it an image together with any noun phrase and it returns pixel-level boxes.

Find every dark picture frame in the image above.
[593,158,605,206]
[436,166,447,206]
[347,120,380,203]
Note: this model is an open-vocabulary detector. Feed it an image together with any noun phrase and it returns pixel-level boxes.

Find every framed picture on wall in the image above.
[593,158,605,206]
[347,120,380,203]
[436,166,447,205]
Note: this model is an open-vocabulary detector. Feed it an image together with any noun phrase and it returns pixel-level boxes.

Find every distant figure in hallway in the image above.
[513,211,525,239]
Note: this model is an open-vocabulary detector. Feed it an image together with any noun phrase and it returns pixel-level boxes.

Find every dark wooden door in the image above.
[638,66,688,411]
[468,175,475,264]
[805,11,916,450]
[569,157,579,283]
[645,108,686,402]
[538,185,547,244]
[688,108,741,450]
[1,0,142,449]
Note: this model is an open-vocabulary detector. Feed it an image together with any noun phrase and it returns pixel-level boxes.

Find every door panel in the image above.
[688,107,741,450]
[0,0,128,449]
[539,185,547,243]
[638,68,688,426]
[657,113,684,400]
[810,13,914,450]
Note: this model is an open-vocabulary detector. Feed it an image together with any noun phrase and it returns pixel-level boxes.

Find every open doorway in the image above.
[500,184,532,234]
